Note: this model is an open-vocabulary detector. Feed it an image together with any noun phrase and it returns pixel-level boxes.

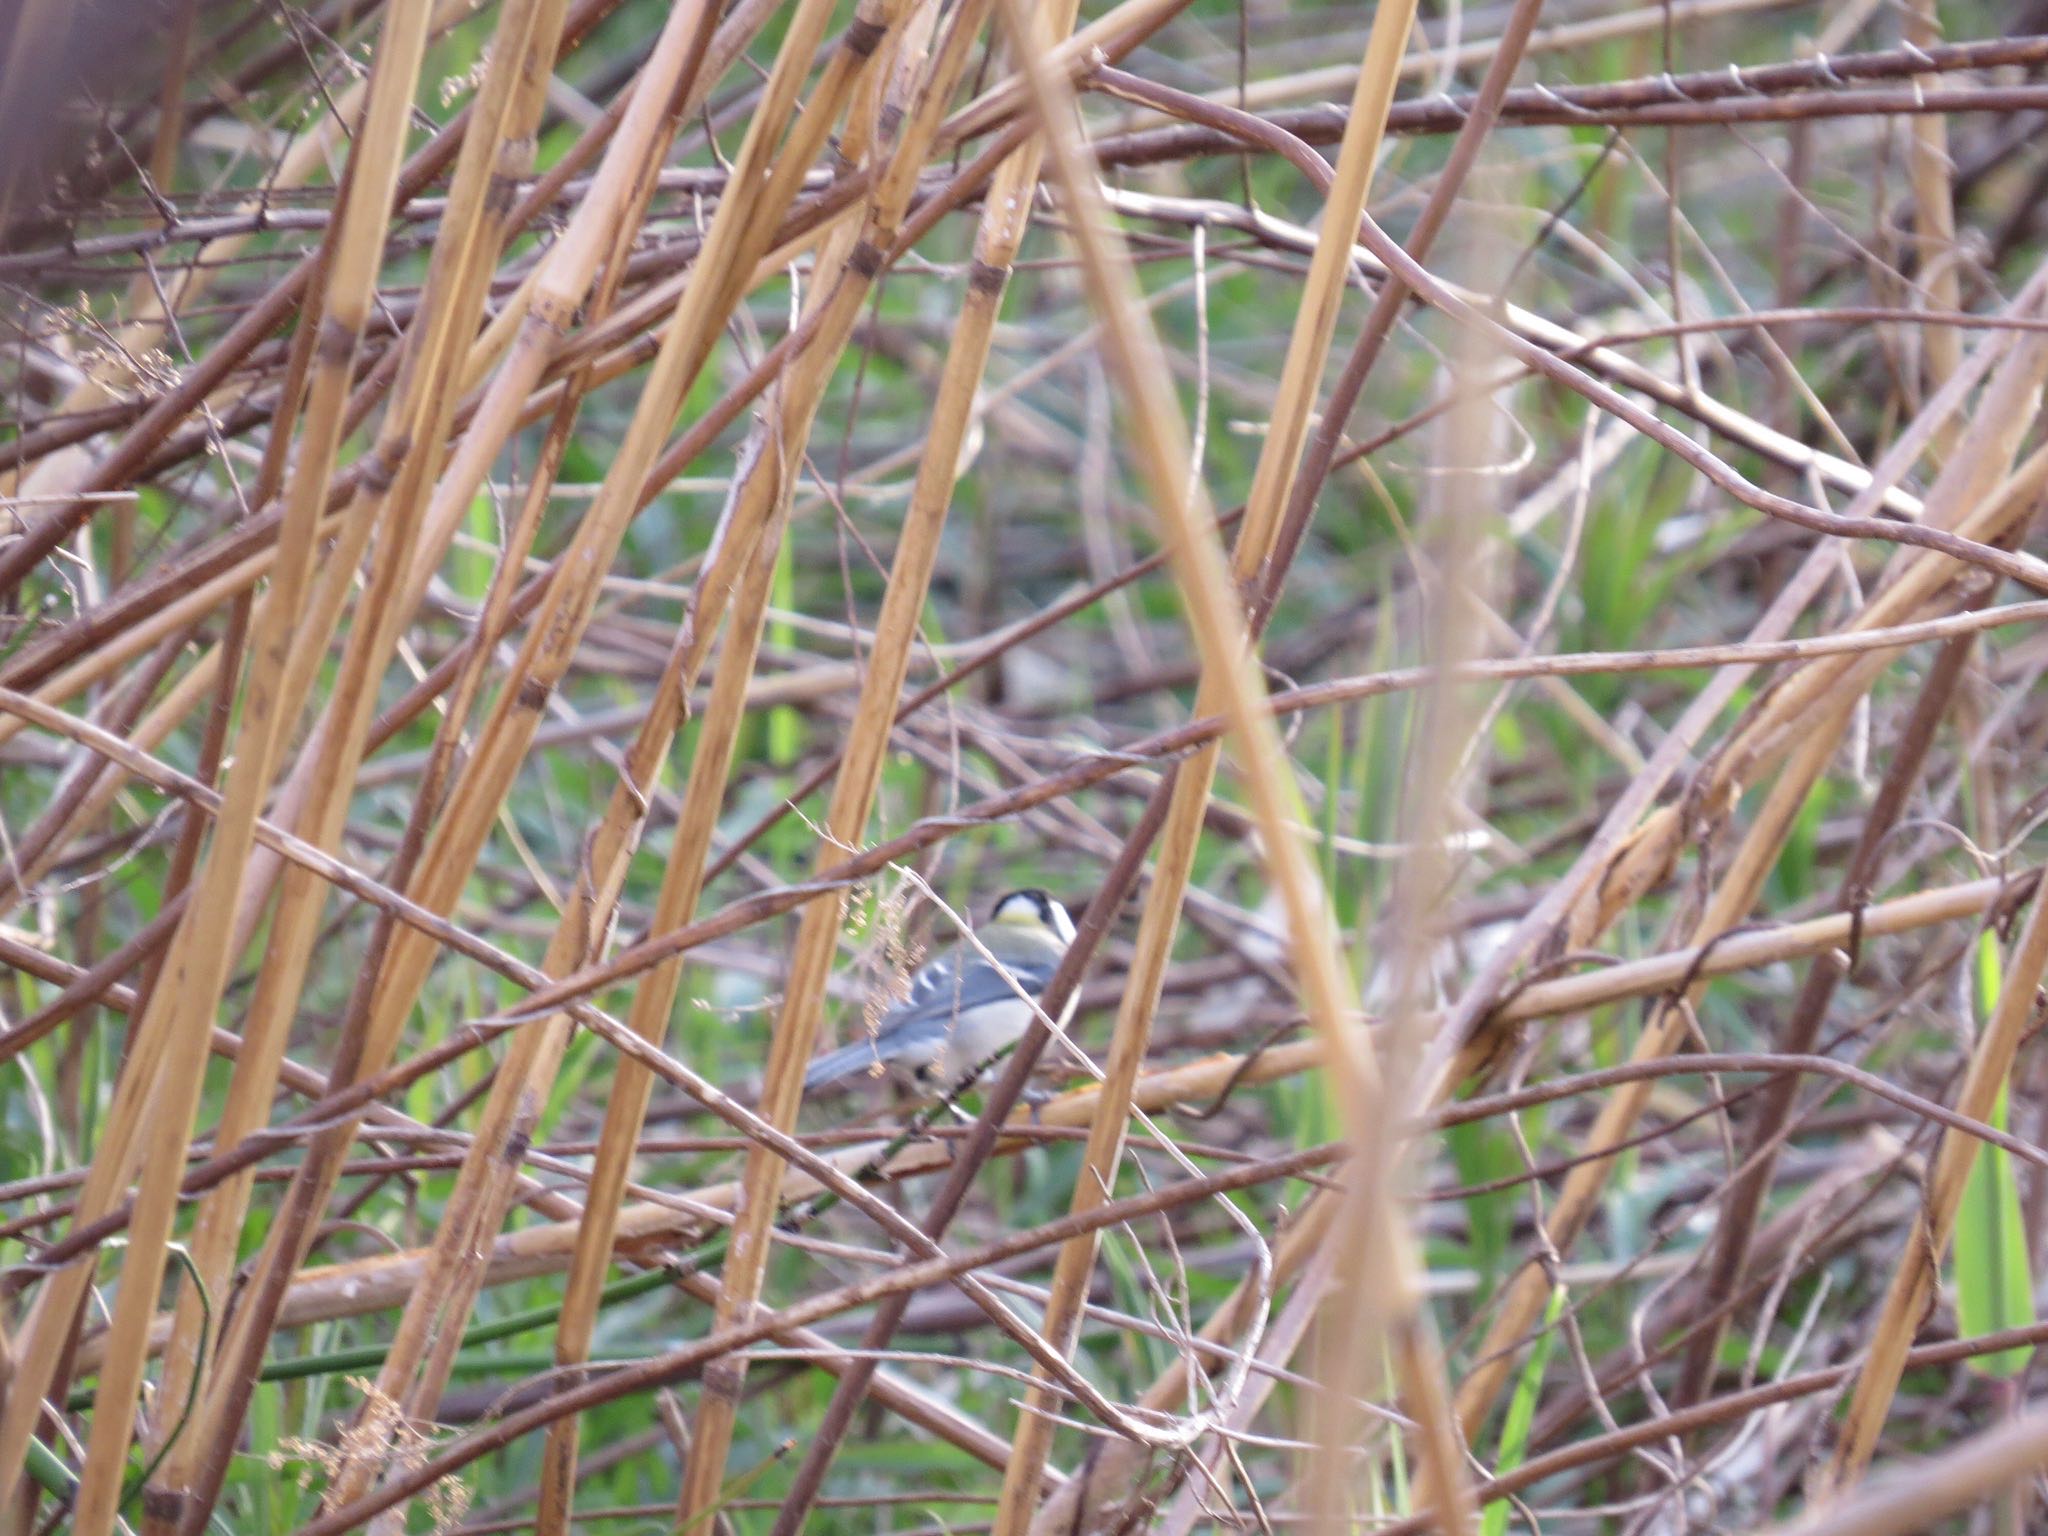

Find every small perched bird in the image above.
[803,888,1076,1093]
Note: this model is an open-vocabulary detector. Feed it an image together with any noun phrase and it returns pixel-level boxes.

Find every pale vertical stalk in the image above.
[379,123,689,939]
[0,5,434,1529]
[1314,277,1504,1530]
[672,0,1013,1514]
[0,0,766,927]
[142,11,565,1521]
[280,0,818,1331]
[175,0,820,1516]
[322,6,912,1514]
[1234,0,1417,562]
[531,489,790,1536]
[984,2,1473,1532]
[161,7,587,1502]
[0,0,652,816]
[537,13,927,1518]
[990,0,1420,1524]
[206,0,732,962]
[1906,0,1961,455]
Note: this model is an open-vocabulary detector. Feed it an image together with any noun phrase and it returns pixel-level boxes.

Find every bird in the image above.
[802,888,1076,1094]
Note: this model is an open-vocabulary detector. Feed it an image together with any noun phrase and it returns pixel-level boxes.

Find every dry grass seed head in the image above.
[275,1380,472,1533]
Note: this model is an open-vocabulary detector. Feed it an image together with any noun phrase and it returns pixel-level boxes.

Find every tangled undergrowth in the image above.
[1,0,2047,1531]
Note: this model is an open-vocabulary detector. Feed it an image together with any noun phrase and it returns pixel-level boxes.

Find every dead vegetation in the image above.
[1,0,2048,1531]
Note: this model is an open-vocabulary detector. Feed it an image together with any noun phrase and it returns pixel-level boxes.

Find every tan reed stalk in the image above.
[1309,316,1508,1533]
[377,0,729,604]
[982,0,1475,1530]
[319,6,917,1519]
[0,6,436,1530]
[0,211,820,918]
[140,5,571,1527]
[670,0,1038,1513]
[1276,0,1557,1459]
[1820,843,2048,1485]
[203,0,740,968]
[2,18,309,1483]
[1449,311,2048,1440]
[0,188,683,903]
[1907,0,1962,457]
[986,0,1424,1523]
[164,4,789,1519]
[0,37,669,735]
[533,9,944,1522]
[0,2,662,822]
[531,488,795,1536]
[373,126,677,1005]
[176,4,844,1518]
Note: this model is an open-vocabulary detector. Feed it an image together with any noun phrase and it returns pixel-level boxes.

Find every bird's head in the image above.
[990,887,1076,944]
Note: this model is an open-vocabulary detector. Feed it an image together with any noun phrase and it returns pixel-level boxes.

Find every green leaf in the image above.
[767,533,801,765]
[1950,931,2036,1378]
[1480,1284,1566,1536]
[1444,1115,1517,1302]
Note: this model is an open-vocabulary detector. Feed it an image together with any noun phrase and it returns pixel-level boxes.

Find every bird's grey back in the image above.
[803,928,1064,1090]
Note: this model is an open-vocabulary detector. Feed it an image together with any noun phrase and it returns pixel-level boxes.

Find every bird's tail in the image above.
[803,1040,884,1092]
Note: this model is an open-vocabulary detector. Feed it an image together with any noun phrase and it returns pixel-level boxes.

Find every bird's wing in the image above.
[877,950,1057,1037]
[897,949,962,1014]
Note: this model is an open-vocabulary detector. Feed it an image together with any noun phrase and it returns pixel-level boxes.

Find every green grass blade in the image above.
[1950,932,2037,1378]
[1480,1283,1566,1536]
